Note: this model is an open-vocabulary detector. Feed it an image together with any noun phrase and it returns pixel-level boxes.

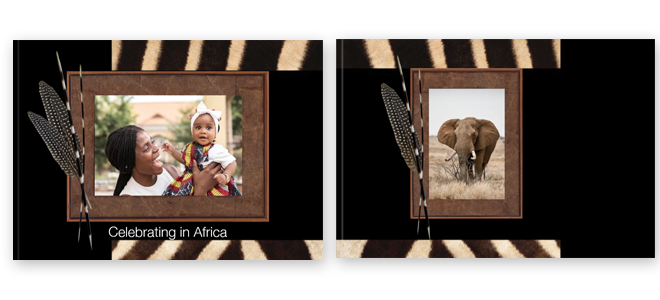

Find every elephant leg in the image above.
[474,149,486,180]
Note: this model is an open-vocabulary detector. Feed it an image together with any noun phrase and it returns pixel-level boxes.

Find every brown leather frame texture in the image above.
[66,71,269,222]
[410,69,522,219]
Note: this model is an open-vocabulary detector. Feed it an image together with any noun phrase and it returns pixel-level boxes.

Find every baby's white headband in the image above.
[190,101,222,134]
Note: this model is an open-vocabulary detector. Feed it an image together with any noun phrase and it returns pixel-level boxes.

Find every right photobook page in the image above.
[336,39,654,258]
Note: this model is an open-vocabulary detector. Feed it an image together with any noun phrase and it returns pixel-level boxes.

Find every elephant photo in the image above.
[437,117,500,183]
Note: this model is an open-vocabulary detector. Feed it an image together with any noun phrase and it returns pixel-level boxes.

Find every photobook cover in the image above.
[14,40,323,260]
[336,39,654,258]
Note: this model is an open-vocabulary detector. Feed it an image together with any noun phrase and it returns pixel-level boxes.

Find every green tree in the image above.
[229,96,243,179]
[168,107,194,145]
[231,95,242,136]
[94,96,136,174]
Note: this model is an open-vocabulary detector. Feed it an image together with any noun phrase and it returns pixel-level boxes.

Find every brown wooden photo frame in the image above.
[410,69,522,219]
[66,71,269,222]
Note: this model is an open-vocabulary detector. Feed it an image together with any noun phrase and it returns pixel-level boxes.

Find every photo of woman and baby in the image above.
[95,95,243,197]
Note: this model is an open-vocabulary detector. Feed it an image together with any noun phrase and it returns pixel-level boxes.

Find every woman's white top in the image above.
[120,170,175,196]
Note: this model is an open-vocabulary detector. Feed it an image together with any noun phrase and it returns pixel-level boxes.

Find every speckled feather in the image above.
[38,81,82,161]
[381,57,431,238]
[27,112,79,179]
[381,83,420,173]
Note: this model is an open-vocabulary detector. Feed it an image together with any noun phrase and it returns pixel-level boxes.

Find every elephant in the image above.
[437,117,500,183]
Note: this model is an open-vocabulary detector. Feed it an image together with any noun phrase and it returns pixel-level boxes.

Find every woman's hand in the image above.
[192,160,222,196]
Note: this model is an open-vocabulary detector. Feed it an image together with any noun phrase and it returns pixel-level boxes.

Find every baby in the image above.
[161,101,241,196]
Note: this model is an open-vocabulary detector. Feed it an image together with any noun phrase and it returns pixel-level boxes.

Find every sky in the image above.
[428,89,505,137]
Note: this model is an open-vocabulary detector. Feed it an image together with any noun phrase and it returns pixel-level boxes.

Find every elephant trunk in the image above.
[458,155,469,183]
[456,148,476,184]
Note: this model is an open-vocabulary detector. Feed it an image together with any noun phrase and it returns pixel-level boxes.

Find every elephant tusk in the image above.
[471,151,476,160]
[445,151,457,161]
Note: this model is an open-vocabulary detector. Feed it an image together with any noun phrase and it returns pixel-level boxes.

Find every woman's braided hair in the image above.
[105,125,143,196]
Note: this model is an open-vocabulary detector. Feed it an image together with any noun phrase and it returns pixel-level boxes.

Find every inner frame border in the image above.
[410,68,522,219]
[65,71,269,222]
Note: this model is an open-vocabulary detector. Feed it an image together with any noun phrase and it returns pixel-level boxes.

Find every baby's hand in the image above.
[161,141,176,154]
[214,173,228,186]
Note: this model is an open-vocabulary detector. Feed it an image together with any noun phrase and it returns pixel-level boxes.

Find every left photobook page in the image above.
[13,40,323,260]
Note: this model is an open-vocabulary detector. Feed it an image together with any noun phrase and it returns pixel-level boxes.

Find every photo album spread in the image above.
[13,39,654,259]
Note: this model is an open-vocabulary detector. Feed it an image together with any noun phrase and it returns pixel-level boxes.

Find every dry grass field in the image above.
[428,137,505,199]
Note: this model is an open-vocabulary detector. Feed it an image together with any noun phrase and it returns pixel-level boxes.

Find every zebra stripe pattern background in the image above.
[337,240,560,258]
[112,40,323,71]
[337,39,560,69]
[112,240,323,260]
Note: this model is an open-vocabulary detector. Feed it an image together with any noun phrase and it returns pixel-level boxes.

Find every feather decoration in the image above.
[380,56,430,238]
[381,83,419,172]
[416,69,425,232]
[57,52,92,248]
[55,52,83,166]
[38,81,78,155]
[417,69,424,157]
[28,111,92,248]
[27,112,78,178]
[27,52,93,250]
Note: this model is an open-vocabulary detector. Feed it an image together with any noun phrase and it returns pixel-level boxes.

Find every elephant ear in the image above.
[437,119,460,149]
[475,119,500,150]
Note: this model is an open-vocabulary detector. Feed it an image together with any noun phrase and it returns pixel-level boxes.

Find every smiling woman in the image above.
[104,126,176,196]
